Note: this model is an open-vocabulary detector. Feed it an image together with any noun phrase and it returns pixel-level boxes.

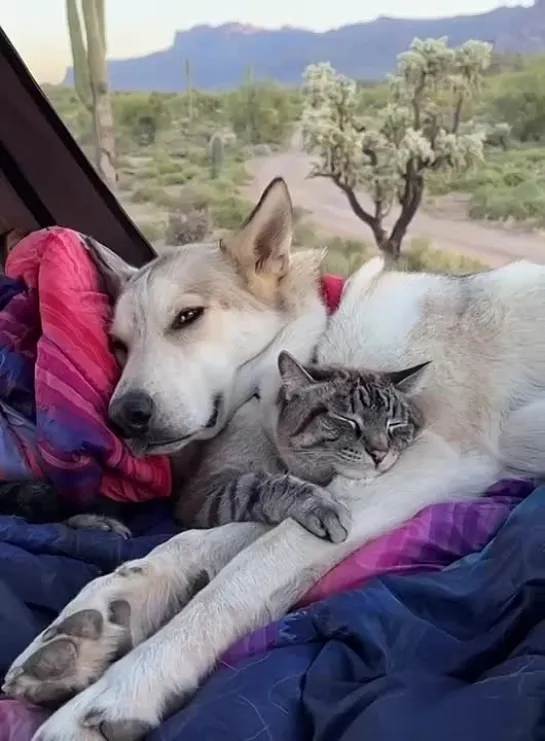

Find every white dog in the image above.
[4,177,545,741]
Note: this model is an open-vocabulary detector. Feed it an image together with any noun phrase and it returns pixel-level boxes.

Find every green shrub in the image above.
[114,92,170,146]
[130,186,179,209]
[295,222,486,277]
[130,185,162,204]
[153,191,182,209]
[428,146,545,225]
[210,193,250,230]
[154,157,182,176]
[469,180,545,223]
[136,220,165,243]
[161,165,202,186]
[401,239,485,274]
[165,208,211,245]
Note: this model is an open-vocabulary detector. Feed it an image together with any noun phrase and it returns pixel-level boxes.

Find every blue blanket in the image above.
[153,485,545,741]
[0,503,177,673]
[0,488,543,740]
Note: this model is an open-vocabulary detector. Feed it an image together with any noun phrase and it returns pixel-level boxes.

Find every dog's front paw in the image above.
[33,709,154,741]
[31,653,164,741]
[292,494,352,543]
[2,562,152,705]
[31,692,156,741]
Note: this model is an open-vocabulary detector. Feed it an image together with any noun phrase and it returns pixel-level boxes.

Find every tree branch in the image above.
[333,177,378,231]
[388,164,424,257]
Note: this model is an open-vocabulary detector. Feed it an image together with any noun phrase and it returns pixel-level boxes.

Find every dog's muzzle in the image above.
[118,393,225,456]
[109,391,155,439]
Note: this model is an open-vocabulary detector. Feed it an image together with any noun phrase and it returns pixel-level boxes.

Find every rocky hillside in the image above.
[64,2,545,90]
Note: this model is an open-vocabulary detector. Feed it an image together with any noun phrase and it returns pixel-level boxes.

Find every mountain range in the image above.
[64,2,545,91]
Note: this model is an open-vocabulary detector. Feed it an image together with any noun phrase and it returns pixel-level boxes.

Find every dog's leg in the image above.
[29,435,499,741]
[2,522,266,706]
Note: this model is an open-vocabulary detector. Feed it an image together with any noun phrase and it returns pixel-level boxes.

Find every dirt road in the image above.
[243,149,545,267]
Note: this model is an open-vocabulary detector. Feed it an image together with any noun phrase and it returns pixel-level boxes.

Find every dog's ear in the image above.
[220,178,293,289]
[83,236,138,300]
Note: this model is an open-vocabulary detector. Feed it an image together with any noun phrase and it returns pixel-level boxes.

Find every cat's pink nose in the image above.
[370,449,387,465]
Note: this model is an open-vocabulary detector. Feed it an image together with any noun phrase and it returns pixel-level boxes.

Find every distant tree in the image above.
[227,81,302,146]
[115,92,169,145]
[486,57,545,143]
[302,37,491,259]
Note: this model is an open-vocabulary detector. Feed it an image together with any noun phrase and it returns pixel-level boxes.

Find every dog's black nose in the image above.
[109,392,155,438]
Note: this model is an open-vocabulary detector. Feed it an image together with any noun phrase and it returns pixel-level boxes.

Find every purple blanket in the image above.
[223,478,533,664]
[2,478,534,741]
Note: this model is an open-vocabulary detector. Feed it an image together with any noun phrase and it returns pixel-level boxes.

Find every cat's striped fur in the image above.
[174,352,428,542]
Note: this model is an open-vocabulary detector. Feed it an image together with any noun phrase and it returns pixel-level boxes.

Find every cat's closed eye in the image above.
[320,420,342,441]
[387,420,410,436]
[329,413,362,438]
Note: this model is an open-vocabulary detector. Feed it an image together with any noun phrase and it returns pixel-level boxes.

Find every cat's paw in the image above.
[65,515,132,539]
[292,495,352,543]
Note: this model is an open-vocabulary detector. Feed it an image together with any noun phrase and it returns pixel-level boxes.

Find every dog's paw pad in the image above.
[22,638,78,681]
[2,603,132,705]
[50,609,104,640]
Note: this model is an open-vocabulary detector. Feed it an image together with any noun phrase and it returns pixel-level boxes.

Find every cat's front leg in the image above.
[255,472,352,542]
[2,522,266,707]
[191,469,352,543]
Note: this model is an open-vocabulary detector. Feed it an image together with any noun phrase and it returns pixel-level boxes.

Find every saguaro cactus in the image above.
[209,133,224,179]
[184,58,193,126]
[66,0,117,189]
[244,63,258,144]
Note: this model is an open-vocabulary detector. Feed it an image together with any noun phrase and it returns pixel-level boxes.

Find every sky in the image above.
[1,0,533,83]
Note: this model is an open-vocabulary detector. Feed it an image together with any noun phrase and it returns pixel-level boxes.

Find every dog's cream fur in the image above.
[6,178,545,741]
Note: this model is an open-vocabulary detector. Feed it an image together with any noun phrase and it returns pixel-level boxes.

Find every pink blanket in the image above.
[3,227,171,504]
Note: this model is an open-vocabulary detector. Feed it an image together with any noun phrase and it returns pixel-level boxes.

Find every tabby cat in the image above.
[174,351,429,543]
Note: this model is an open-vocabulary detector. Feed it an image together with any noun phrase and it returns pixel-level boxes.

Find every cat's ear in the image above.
[278,351,316,396]
[386,360,431,394]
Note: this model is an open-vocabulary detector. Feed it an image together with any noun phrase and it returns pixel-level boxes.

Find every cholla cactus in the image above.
[302,37,492,259]
[209,133,224,179]
[66,0,117,188]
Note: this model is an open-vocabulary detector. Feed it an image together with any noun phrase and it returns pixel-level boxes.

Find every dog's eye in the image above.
[171,308,204,331]
[110,338,127,365]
